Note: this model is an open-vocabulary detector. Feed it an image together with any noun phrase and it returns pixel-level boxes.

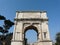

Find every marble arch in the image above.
[11,11,52,45]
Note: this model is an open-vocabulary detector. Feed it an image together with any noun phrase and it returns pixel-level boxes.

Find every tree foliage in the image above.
[0,15,6,20]
[0,15,14,45]
[55,32,60,45]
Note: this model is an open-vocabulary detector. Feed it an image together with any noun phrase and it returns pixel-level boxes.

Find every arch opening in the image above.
[24,25,38,45]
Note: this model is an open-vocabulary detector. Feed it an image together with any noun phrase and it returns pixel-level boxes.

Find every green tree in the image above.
[55,32,60,45]
[5,33,13,45]
[0,15,14,45]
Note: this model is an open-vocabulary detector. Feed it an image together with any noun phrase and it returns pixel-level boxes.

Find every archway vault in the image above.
[24,25,38,34]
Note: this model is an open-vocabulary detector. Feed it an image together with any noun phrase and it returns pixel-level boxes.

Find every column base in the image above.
[11,40,23,45]
[33,40,52,45]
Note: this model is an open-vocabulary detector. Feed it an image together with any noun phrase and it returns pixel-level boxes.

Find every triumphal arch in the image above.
[11,11,52,45]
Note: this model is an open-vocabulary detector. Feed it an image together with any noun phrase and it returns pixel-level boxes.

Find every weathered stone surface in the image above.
[11,11,52,45]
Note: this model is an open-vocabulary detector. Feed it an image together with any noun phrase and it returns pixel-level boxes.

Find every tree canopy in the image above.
[0,15,14,45]
[55,32,60,45]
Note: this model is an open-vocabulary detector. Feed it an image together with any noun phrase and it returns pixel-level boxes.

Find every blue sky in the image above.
[25,29,37,43]
[0,0,60,43]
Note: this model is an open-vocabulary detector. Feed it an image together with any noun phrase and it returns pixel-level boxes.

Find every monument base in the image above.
[11,40,23,45]
[33,40,52,45]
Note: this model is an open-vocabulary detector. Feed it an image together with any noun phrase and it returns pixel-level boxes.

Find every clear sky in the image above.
[0,0,60,43]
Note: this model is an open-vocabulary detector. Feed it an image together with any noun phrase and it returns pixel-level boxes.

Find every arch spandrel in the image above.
[23,23,40,34]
